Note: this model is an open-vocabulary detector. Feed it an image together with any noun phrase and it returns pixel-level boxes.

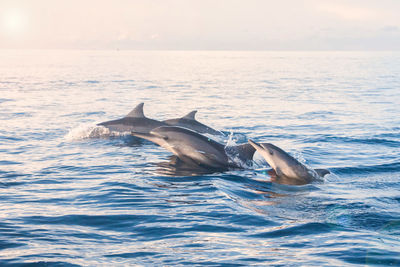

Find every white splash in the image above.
[64,124,128,141]
[224,131,255,169]
[225,131,238,147]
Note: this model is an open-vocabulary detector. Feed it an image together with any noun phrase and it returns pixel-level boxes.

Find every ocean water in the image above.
[0,50,399,266]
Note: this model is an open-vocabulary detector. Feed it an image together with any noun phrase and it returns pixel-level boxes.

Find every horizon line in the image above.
[1,48,400,52]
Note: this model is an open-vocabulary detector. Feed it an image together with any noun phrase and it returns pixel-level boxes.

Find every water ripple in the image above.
[1,50,399,265]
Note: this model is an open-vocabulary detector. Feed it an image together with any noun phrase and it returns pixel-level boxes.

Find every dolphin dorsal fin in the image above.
[126,103,145,118]
[182,110,197,120]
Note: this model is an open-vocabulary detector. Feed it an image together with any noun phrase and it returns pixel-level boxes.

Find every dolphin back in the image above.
[134,126,229,169]
[163,111,222,136]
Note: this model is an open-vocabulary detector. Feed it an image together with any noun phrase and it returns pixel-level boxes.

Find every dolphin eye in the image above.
[269,151,273,155]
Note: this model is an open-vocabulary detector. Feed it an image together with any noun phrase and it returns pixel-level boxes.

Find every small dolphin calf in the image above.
[248,140,330,185]
[132,126,255,170]
[98,103,166,133]
[163,110,223,136]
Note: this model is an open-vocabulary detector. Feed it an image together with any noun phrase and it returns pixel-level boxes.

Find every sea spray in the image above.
[64,124,129,141]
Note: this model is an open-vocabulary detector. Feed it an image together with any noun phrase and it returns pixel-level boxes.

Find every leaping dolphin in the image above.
[97,103,166,134]
[163,110,224,136]
[132,126,256,170]
[248,140,330,185]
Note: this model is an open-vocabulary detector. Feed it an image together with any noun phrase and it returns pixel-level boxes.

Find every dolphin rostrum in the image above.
[248,140,330,185]
[163,110,224,136]
[132,126,256,170]
[98,103,166,133]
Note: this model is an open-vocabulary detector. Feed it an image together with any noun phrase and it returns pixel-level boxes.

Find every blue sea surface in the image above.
[0,50,399,266]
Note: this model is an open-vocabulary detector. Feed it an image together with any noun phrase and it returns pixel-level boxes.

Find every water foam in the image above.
[64,124,128,141]
[224,132,256,169]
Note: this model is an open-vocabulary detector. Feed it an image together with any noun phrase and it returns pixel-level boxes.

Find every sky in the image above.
[0,0,399,50]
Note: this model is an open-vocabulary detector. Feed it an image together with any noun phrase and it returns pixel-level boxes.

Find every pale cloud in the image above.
[0,0,399,50]
[315,2,379,21]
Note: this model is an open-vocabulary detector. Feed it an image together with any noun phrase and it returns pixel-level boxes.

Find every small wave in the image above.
[0,135,24,142]
[105,252,159,258]
[303,135,400,147]
[376,132,400,139]
[332,162,400,175]
[0,112,32,120]
[145,85,160,89]
[84,80,100,84]
[111,79,135,83]
[0,98,14,104]
[250,222,336,238]
[297,111,335,120]
[61,111,105,117]
[170,84,186,88]
[0,160,21,165]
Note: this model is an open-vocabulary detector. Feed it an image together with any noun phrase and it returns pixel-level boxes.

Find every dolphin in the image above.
[162,110,224,136]
[132,126,256,170]
[97,103,166,133]
[248,140,330,185]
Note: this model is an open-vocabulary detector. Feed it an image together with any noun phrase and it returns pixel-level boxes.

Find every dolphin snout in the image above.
[248,139,262,150]
[248,140,272,153]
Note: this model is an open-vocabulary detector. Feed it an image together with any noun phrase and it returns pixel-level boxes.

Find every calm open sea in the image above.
[0,50,399,266]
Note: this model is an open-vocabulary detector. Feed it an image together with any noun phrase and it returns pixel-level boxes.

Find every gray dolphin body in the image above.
[163,111,223,136]
[248,140,330,185]
[98,103,166,133]
[132,126,255,170]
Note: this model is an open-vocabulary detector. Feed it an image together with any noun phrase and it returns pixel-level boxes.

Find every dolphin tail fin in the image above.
[314,168,330,177]
[230,143,257,162]
[126,103,145,118]
[181,110,197,120]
